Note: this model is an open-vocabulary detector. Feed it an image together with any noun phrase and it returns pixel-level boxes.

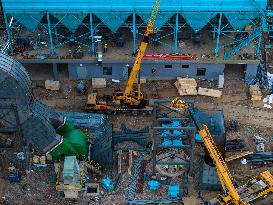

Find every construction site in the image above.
[1,0,273,205]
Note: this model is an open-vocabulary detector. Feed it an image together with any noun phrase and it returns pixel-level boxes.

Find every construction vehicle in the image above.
[170,97,273,205]
[86,0,160,114]
[86,92,153,114]
[8,162,21,182]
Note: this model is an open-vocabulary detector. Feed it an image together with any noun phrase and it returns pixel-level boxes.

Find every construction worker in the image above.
[68,49,72,58]
[151,67,156,75]
[103,43,108,53]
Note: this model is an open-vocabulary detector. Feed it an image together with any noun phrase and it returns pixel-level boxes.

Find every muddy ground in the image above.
[1,76,273,205]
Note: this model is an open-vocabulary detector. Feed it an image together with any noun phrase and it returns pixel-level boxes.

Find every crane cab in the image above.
[85,93,109,112]
[113,90,144,106]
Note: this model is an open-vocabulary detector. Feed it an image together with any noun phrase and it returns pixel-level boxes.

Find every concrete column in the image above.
[52,63,59,80]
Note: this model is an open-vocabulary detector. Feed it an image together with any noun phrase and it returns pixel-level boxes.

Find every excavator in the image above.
[170,97,273,205]
[86,0,160,114]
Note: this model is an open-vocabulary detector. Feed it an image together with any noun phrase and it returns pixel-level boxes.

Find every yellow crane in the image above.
[113,0,160,106]
[170,97,273,205]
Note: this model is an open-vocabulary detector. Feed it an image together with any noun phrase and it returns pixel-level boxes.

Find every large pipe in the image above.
[1,40,11,54]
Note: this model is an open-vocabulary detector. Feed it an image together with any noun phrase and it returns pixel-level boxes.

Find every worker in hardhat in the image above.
[8,162,16,174]
[104,43,108,53]
[68,49,72,58]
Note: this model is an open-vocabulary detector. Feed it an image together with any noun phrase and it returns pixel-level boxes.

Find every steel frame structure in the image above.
[0,104,20,136]
[152,99,195,196]
[0,0,268,59]
[0,103,30,170]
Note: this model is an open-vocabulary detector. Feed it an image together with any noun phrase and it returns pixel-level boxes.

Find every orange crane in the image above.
[86,0,160,114]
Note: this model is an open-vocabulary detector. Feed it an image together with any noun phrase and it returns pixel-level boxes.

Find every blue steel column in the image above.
[54,19,58,45]
[212,27,216,40]
[90,13,95,54]
[215,13,222,57]
[173,13,179,53]
[262,15,268,32]
[133,12,137,54]
[47,12,55,56]
[3,12,13,54]
[256,32,262,55]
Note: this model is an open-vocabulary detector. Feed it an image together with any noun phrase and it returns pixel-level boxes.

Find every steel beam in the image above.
[152,102,158,174]
[54,18,58,45]
[256,32,262,55]
[159,134,188,139]
[90,13,95,54]
[0,128,15,133]
[156,161,190,166]
[154,127,195,130]
[215,13,222,57]
[3,13,13,54]
[173,13,179,53]
[159,145,191,149]
[157,117,189,121]
[46,12,55,56]
[133,12,137,54]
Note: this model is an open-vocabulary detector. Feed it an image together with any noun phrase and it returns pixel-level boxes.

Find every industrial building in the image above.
[0,0,273,205]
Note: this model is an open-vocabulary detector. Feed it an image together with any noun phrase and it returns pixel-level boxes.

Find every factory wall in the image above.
[245,62,259,81]
[68,61,258,81]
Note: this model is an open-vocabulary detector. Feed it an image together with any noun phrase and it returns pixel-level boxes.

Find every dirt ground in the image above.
[1,76,273,205]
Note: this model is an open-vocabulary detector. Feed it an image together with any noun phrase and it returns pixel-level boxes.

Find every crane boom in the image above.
[124,0,160,97]
[170,98,248,205]
[114,0,160,106]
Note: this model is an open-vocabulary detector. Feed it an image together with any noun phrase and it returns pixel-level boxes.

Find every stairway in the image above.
[127,153,143,201]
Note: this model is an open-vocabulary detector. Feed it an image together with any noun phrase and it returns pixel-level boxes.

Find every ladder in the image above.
[268,19,273,40]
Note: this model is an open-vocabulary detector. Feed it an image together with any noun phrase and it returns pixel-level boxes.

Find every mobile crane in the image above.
[170,97,273,205]
[86,0,160,113]
[113,0,160,106]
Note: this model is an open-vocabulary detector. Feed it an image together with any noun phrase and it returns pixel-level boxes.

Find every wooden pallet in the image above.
[226,151,254,162]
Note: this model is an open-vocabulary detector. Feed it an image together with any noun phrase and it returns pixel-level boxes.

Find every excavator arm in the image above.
[170,98,248,205]
[115,0,160,106]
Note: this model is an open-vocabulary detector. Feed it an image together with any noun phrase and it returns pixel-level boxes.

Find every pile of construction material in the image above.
[33,155,47,165]
[45,80,60,91]
[175,77,222,98]
[263,94,273,109]
[249,85,262,101]
[198,87,222,98]
[92,78,106,88]
[175,78,197,96]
